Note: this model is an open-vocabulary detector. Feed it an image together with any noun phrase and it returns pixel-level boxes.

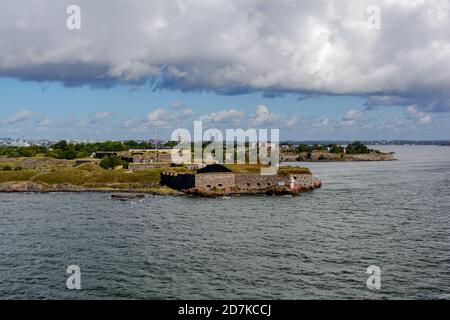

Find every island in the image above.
[0,140,321,196]
[280,141,396,162]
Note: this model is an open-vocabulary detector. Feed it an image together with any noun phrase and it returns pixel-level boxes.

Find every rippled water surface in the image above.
[1,146,449,299]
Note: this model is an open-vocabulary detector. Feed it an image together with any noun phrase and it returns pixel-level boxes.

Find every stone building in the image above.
[160,164,316,192]
[130,149,172,163]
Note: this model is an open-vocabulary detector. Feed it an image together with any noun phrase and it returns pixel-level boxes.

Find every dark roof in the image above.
[197,164,232,174]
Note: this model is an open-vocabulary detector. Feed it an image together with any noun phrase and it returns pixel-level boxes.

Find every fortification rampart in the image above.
[161,170,317,192]
[195,173,236,189]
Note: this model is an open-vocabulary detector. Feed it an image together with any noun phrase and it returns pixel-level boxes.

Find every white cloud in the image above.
[182,109,195,117]
[106,61,160,81]
[0,0,449,112]
[35,117,53,127]
[343,109,364,121]
[171,101,184,109]
[146,108,173,126]
[200,109,245,125]
[121,117,137,129]
[406,105,432,125]
[199,105,299,129]
[340,109,365,126]
[86,112,113,127]
[249,105,284,127]
[5,110,35,125]
[92,112,112,120]
[318,116,330,126]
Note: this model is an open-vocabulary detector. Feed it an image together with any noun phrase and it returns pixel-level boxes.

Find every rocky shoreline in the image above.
[0,180,322,197]
[182,179,322,197]
[0,157,322,197]
[0,181,183,195]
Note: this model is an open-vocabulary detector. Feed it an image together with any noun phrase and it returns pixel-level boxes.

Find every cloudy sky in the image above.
[1,0,450,140]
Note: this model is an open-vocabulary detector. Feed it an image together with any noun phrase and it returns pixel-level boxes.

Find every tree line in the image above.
[297,141,372,154]
[0,140,158,160]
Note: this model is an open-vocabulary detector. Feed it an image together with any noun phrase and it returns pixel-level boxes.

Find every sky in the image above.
[1,0,450,141]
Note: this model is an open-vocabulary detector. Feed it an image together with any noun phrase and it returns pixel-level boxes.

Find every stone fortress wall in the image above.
[161,171,315,191]
[195,173,236,189]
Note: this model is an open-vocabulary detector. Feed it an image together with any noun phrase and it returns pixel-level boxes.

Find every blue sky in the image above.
[1,0,449,140]
[2,76,447,141]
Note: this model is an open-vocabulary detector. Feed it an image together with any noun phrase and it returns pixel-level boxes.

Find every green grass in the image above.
[32,169,93,185]
[129,162,172,166]
[224,164,269,173]
[26,165,193,186]
[87,171,158,184]
[222,164,312,175]
[0,160,21,168]
[0,157,194,192]
[75,162,103,172]
[278,166,312,175]
[0,170,39,183]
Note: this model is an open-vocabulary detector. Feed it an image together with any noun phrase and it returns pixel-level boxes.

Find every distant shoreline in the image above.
[281,151,396,162]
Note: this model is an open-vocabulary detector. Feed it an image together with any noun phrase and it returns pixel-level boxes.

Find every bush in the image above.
[298,144,310,153]
[329,144,343,153]
[346,141,371,154]
[14,166,23,171]
[100,155,128,170]
[2,166,12,171]
[312,144,328,151]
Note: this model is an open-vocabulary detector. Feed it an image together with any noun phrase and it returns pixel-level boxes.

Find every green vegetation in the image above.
[75,162,103,172]
[0,140,156,160]
[1,139,378,164]
[278,166,312,175]
[296,142,371,154]
[33,169,94,185]
[224,164,269,173]
[0,157,193,190]
[163,141,179,148]
[298,144,309,153]
[99,155,129,170]
[0,145,48,158]
[297,143,343,153]
[329,144,344,154]
[222,164,311,175]
[32,165,187,186]
[0,169,39,183]
[346,141,371,154]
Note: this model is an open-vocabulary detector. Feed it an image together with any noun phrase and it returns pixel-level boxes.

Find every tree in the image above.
[298,144,310,153]
[164,141,178,148]
[329,144,343,154]
[100,155,128,170]
[346,141,371,154]
[63,149,77,160]
[312,144,327,151]
[52,140,68,150]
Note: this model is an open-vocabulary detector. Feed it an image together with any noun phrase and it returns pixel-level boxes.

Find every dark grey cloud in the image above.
[0,0,450,111]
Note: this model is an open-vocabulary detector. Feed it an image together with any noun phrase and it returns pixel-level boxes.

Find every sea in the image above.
[0,146,449,299]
